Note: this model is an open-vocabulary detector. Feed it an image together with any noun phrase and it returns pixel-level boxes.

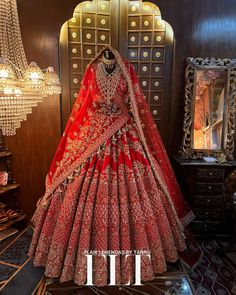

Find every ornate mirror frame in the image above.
[181,57,236,161]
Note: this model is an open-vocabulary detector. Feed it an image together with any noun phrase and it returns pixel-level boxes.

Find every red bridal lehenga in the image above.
[28,46,194,286]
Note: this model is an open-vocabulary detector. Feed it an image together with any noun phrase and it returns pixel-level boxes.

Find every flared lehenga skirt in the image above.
[28,118,186,286]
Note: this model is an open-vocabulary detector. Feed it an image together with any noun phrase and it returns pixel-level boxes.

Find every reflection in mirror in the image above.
[181,57,236,161]
[193,70,226,150]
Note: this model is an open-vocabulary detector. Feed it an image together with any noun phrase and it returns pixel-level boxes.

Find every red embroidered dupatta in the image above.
[38,46,194,228]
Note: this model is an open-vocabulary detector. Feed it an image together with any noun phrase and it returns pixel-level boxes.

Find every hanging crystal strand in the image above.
[1,0,28,77]
[0,0,61,136]
[0,0,36,135]
[0,0,24,135]
[0,0,7,57]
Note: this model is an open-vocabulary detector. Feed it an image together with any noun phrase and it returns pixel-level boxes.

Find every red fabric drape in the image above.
[37,47,193,227]
[128,64,194,226]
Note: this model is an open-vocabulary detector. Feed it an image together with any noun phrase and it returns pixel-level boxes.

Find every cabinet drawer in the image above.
[191,220,220,233]
[195,183,223,194]
[193,208,222,220]
[193,195,224,208]
[197,168,224,182]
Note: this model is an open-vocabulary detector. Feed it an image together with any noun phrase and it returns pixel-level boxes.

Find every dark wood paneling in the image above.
[5,96,61,220]
[9,0,236,218]
[155,0,236,154]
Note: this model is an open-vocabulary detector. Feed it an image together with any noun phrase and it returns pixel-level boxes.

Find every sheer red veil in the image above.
[36,46,194,229]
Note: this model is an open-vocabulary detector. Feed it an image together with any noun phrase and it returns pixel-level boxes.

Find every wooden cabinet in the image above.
[173,157,236,239]
[0,131,26,232]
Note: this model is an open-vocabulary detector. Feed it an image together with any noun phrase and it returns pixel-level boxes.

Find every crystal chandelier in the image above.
[0,0,61,136]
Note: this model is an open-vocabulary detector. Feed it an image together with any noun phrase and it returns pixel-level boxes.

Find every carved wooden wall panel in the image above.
[60,0,119,128]
[60,0,174,145]
[119,0,174,143]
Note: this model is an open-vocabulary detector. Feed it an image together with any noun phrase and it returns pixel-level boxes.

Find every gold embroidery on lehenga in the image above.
[29,47,195,287]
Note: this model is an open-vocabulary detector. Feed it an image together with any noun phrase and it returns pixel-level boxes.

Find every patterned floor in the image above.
[186,241,236,295]
[0,227,32,288]
[0,226,44,295]
[0,226,235,295]
[44,273,196,295]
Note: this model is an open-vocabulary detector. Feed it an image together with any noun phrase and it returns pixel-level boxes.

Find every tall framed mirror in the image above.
[181,57,236,160]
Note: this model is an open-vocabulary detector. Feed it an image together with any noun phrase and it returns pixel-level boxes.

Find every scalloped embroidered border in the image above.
[41,114,129,205]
